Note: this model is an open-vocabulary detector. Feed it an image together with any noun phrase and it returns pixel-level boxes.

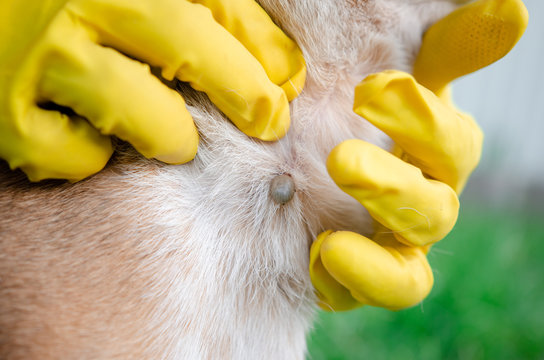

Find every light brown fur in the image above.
[0,1,459,358]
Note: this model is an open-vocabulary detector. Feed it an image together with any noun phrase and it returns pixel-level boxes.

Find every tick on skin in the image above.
[270,174,295,205]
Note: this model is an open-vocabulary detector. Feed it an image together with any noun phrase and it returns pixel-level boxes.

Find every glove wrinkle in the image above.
[310,0,528,312]
[311,231,434,311]
[0,0,306,181]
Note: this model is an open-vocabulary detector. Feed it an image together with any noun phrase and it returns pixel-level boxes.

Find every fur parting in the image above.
[0,1,458,359]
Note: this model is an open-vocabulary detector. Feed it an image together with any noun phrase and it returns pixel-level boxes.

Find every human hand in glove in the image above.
[0,0,305,182]
[310,0,528,311]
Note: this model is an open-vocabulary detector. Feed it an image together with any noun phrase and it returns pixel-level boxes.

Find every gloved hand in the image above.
[0,0,305,182]
[310,0,528,311]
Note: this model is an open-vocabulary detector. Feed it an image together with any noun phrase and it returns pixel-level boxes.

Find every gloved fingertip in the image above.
[310,230,334,268]
[319,231,435,310]
[244,92,291,141]
[16,141,113,183]
[326,139,386,193]
[280,59,307,102]
[484,0,529,38]
[153,128,199,165]
[414,0,529,91]
[353,70,411,115]
[309,231,363,312]
[7,110,115,182]
[327,140,361,189]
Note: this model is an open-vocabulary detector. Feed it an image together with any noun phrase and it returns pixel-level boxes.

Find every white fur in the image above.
[0,1,459,359]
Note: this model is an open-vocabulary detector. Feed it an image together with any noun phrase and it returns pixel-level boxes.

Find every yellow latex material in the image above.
[414,0,528,94]
[310,0,528,312]
[353,71,483,194]
[311,230,434,311]
[0,0,306,182]
[326,135,461,248]
[189,0,306,101]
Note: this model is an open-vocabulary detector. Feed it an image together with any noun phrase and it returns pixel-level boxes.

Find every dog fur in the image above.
[0,1,459,358]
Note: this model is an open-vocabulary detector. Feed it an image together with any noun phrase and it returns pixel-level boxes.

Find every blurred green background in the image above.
[307,1,544,358]
[307,203,544,360]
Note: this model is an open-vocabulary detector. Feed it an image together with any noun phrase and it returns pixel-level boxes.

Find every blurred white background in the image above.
[452,0,544,211]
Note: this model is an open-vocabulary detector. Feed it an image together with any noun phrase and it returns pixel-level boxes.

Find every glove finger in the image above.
[67,0,290,141]
[413,0,528,93]
[319,231,433,310]
[309,230,363,311]
[188,0,306,101]
[327,139,459,247]
[2,108,112,182]
[353,70,483,193]
[38,23,199,164]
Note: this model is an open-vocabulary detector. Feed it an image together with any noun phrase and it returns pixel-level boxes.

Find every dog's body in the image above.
[0,1,459,358]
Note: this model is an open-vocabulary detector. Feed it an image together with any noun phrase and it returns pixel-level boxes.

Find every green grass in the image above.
[307,204,544,360]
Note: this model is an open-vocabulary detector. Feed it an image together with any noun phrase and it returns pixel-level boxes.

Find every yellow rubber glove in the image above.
[0,0,306,182]
[310,0,528,311]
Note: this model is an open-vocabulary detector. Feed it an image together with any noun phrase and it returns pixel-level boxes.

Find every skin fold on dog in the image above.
[0,1,460,359]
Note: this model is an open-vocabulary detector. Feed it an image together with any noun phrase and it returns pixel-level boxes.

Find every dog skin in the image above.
[0,1,459,358]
